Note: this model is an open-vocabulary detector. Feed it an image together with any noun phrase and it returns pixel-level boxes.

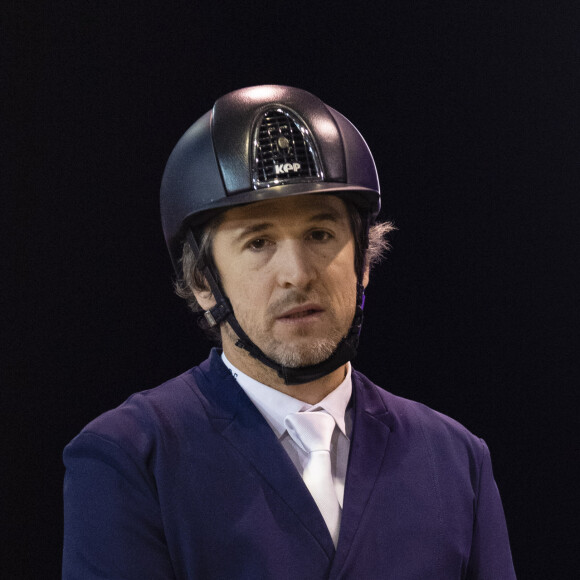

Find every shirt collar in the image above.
[221,352,352,439]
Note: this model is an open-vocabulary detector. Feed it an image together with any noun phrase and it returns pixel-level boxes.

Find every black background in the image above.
[4,1,578,577]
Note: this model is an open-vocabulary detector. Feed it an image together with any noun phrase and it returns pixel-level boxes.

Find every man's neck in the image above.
[222,343,348,405]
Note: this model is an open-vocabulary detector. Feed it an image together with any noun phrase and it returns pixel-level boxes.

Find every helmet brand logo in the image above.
[274,162,301,175]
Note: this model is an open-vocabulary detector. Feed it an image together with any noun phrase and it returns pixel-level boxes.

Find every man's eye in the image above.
[309,230,332,242]
[248,238,268,250]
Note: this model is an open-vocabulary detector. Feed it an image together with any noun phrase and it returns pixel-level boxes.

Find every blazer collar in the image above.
[187,351,394,567]
[329,369,394,576]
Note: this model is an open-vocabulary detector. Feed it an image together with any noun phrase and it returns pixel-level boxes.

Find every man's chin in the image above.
[263,338,341,368]
[225,321,345,368]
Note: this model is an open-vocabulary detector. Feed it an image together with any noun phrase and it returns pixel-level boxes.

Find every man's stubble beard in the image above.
[224,290,354,368]
[223,321,346,368]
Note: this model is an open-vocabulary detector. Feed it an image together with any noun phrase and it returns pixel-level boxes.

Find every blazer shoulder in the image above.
[65,364,213,457]
[352,370,485,457]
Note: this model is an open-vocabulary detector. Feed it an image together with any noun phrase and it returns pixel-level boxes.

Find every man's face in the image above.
[209,194,360,368]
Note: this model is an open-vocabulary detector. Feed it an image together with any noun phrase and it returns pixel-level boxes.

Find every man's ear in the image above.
[193,286,217,311]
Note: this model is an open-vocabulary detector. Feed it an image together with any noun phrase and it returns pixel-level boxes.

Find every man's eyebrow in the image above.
[308,211,342,223]
[233,211,344,242]
[234,222,274,242]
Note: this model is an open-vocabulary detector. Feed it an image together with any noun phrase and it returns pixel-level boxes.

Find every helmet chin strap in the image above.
[187,229,365,385]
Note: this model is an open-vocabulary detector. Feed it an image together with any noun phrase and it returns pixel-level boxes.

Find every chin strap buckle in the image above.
[204,310,217,327]
[204,301,231,327]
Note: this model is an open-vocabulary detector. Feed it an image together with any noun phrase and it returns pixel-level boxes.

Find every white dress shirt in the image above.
[221,352,353,507]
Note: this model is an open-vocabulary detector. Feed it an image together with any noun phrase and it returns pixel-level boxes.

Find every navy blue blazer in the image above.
[63,349,515,579]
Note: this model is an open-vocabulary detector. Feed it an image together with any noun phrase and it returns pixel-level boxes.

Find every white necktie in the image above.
[284,410,341,547]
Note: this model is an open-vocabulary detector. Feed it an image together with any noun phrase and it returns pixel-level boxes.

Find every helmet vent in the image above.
[252,109,323,188]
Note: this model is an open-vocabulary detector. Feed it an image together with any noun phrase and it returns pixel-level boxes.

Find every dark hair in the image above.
[174,200,395,338]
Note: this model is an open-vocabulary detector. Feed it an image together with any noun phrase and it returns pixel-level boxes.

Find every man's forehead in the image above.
[219,194,350,225]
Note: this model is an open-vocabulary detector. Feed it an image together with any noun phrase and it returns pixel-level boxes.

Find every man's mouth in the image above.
[277,304,324,320]
[283,309,321,319]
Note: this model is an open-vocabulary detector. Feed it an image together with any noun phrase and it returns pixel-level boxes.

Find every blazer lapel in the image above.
[191,350,336,560]
[330,371,394,577]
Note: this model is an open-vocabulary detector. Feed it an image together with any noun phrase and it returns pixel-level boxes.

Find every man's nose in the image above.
[275,241,317,289]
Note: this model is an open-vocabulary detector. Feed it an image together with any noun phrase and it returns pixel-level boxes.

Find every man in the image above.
[63,85,516,579]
